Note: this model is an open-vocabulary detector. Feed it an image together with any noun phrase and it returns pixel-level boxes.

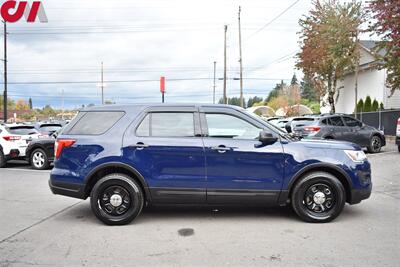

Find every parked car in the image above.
[396,118,400,152]
[49,104,372,225]
[26,132,57,170]
[34,122,63,136]
[295,114,386,153]
[0,124,42,166]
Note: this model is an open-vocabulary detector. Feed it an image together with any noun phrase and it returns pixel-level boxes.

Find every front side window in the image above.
[343,117,362,127]
[205,113,262,139]
[136,112,195,137]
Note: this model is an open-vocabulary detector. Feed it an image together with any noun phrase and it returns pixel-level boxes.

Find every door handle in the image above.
[130,142,149,150]
[210,145,237,153]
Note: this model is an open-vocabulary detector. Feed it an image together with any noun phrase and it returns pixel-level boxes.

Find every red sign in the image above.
[160,76,165,93]
[1,1,48,23]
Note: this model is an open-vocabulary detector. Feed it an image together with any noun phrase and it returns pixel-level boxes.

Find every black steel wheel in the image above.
[367,135,382,153]
[291,171,346,223]
[90,173,144,225]
[30,148,50,170]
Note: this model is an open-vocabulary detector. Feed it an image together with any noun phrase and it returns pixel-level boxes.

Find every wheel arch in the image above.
[83,162,151,202]
[280,163,352,205]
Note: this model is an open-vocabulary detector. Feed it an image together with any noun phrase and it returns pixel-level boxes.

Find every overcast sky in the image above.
[1,0,372,109]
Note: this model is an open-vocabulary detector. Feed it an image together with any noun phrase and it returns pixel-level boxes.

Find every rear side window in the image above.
[7,126,38,135]
[66,111,124,135]
[329,116,344,126]
[136,112,195,137]
[320,119,329,125]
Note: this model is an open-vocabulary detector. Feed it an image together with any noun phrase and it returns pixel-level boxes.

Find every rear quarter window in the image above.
[64,111,125,135]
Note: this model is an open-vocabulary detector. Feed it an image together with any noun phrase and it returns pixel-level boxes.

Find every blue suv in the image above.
[49,104,372,225]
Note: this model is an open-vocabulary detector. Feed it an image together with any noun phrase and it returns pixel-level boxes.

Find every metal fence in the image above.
[351,109,400,136]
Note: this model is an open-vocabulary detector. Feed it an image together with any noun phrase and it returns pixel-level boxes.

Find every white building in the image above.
[334,40,400,114]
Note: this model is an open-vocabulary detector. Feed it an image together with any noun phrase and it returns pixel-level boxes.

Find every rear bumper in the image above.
[4,149,20,160]
[349,184,372,204]
[49,179,86,199]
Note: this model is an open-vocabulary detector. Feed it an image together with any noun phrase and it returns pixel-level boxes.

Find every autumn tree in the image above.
[15,99,30,110]
[368,0,400,94]
[296,0,365,113]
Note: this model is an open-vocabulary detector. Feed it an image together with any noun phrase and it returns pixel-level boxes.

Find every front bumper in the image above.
[349,184,372,204]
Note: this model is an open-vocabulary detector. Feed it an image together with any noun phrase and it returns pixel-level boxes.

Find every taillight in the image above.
[55,139,76,159]
[304,126,321,133]
[3,136,21,141]
[397,118,400,134]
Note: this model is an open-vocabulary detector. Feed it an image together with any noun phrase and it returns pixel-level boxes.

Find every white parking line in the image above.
[1,168,51,173]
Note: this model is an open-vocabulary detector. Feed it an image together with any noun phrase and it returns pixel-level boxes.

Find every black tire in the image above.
[30,148,50,170]
[0,149,6,168]
[90,173,144,225]
[397,145,400,153]
[367,135,382,153]
[291,171,346,223]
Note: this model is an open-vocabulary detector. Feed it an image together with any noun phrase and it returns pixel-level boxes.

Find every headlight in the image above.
[344,150,367,163]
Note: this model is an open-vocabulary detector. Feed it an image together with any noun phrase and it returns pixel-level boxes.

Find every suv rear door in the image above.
[326,116,346,140]
[342,116,369,146]
[124,106,206,204]
[199,106,285,205]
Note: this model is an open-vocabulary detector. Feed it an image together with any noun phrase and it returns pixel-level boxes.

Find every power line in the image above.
[0,77,289,85]
[245,0,301,41]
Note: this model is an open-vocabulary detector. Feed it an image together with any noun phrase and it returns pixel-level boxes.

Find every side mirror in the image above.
[258,130,278,145]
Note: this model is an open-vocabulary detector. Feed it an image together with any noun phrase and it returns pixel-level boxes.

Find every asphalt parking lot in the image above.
[0,143,399,266]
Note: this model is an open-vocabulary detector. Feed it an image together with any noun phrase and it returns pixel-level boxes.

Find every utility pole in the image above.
[3,21,7,122]
[101,62,104,105]
[238,6,244,108]
[223,25,227,104]
[213,61,216,104]
[354,30,359,119]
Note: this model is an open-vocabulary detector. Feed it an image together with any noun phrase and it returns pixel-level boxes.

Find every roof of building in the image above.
[359,40,386,57]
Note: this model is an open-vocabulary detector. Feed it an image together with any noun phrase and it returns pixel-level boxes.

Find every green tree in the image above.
[266,80,286,103]
[296,0,365,113]
[356,99,364,112]
[372,99,379,111]
[300,75,317,101]
[28,98,33,109]
[379,102,384,110]
[247,96,263,108]
[291,74,298,85]
[364,96,372,112]
[369,0,400,95]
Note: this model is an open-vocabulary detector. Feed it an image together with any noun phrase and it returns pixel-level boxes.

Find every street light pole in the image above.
[223,25,228,104]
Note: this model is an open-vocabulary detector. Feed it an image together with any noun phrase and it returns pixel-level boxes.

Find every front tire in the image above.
[367,135,382,153]
[30,148,50,170]
[291,171,346,223]
[90,173,144,225]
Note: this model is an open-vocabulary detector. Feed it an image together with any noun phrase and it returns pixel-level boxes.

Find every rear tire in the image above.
[291,171,346,223]
[0,150,6,168]
[398,145,400,153]
[30,148,50,170]
[367,135,382,153]
[90,173,144,225]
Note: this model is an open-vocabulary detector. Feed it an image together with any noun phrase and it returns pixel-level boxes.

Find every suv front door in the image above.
[124,106,206,204]
[200,107,285,205]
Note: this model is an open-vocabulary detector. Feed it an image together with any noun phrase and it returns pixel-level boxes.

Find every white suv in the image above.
[0,124,42,167]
